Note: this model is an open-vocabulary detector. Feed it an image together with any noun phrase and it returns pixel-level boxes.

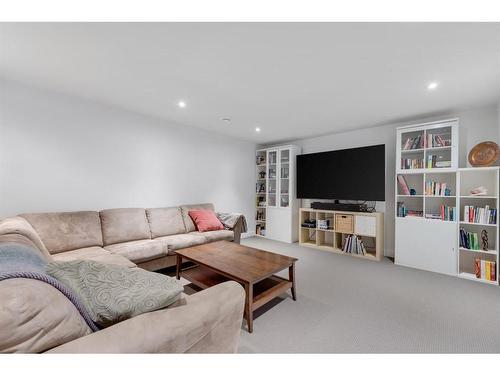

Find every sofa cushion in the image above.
[100,208,150,246]
[0,278,92,353]
[146,207,186,238]
[154,233,207,255]
[46,260,184,328]
[191,230,234,243]
[52,246,136,268]
[180,203,215,233]
[20,212,103,254]
[188,210,224,232]
[105,240,168,263]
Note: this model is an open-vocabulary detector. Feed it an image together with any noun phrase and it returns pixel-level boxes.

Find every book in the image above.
[435,161,451,168]
[397,175,410,195]
[463,206,497,224]
[342,234,366,255]
[403,138,411,150]
[401,158,424,169]
[475,259,497,281]
[436,205,456,221]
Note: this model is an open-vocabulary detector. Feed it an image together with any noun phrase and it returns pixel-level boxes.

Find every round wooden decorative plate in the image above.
[468,141,499,167]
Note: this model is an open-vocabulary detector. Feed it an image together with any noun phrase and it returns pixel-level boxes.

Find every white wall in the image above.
[0,79,256,234]
[498,102,500,141]
[263,104,499,257]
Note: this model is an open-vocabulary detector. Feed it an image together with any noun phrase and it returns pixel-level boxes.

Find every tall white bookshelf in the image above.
[457,167,499,285]
[255,145,301,243]
[395,118,499,285]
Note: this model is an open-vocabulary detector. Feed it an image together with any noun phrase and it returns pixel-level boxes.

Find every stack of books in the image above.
[441,205,456,221]
[474,259,496,281]
[463,205,497,224]
[402,136,423,150]
[424,205,455,221]
[425,181,451,196]
[342,234,366,255]
[426,155,451,168]
[401,158,424,169]
[397,202,423,218]
[425,213,442,220]
[459,228,481,250]
[426,134,450,148]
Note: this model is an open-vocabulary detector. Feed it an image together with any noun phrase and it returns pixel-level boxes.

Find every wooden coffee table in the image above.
[175,240,297,333]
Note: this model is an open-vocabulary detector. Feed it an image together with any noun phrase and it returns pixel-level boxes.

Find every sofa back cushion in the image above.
[100,208,150,246]
[180,203,215,233]
[146,207,186,238]
[19,212,103,254]
[0,278,92,353]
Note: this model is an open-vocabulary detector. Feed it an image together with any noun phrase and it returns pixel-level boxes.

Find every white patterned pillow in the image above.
[46,260,183,327]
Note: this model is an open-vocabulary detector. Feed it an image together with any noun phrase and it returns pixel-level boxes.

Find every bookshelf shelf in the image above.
[427,146,452,150]
[458,272,497,285]
[459,247,497,255]
[401,148,425,153]
[460,195,497,199]
[459,221,497,227]
[425,195,456,198]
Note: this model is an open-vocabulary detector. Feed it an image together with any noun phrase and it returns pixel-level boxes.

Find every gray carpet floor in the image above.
[236,236,500,353]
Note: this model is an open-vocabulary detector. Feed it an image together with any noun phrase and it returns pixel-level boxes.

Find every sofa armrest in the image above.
[231,216,244,244]
[48,281,245,353]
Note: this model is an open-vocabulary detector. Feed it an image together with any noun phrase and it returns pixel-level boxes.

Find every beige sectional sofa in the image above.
[0,203,246,353]
[20,203,243,271]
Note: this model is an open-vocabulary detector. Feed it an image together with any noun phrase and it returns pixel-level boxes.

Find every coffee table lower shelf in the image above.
[181,265,293,329]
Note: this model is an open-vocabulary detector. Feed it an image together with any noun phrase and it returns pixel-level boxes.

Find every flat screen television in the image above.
[296,144,385,201]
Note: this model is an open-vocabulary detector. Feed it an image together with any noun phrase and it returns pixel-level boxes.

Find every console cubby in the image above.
[299,208,384,261]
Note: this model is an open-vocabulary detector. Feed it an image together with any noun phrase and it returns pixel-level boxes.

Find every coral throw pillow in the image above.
[188,210,224,232]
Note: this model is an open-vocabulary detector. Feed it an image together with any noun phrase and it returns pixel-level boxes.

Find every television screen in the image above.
[296,144,385,201]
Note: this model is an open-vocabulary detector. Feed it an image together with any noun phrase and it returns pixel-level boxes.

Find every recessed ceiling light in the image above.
[222,118,231,123]
[427,82,438,90]
[178,100,186,108]
[255,127,261,133]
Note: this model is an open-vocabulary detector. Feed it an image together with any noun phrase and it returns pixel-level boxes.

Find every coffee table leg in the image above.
[289,263,296,301]
[176,254,182,280]
[244,283,254,333]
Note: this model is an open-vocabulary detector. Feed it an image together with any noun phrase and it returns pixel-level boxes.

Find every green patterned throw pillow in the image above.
[46,260,183,327]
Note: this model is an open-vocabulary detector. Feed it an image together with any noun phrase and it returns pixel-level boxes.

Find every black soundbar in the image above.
[311,201,368,212]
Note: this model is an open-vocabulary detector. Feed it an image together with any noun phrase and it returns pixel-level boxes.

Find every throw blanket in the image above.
[217,212,247,232]
[0,243,99,332]
[46,260,184,328]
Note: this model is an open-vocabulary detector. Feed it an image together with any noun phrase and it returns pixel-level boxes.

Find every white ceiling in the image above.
[1,23,499,143]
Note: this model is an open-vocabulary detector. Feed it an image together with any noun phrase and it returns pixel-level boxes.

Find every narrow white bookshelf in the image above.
[255,145,301,242]
[457,167,499,285]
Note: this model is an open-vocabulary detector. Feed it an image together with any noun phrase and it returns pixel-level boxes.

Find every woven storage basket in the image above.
[335,214,354,234]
